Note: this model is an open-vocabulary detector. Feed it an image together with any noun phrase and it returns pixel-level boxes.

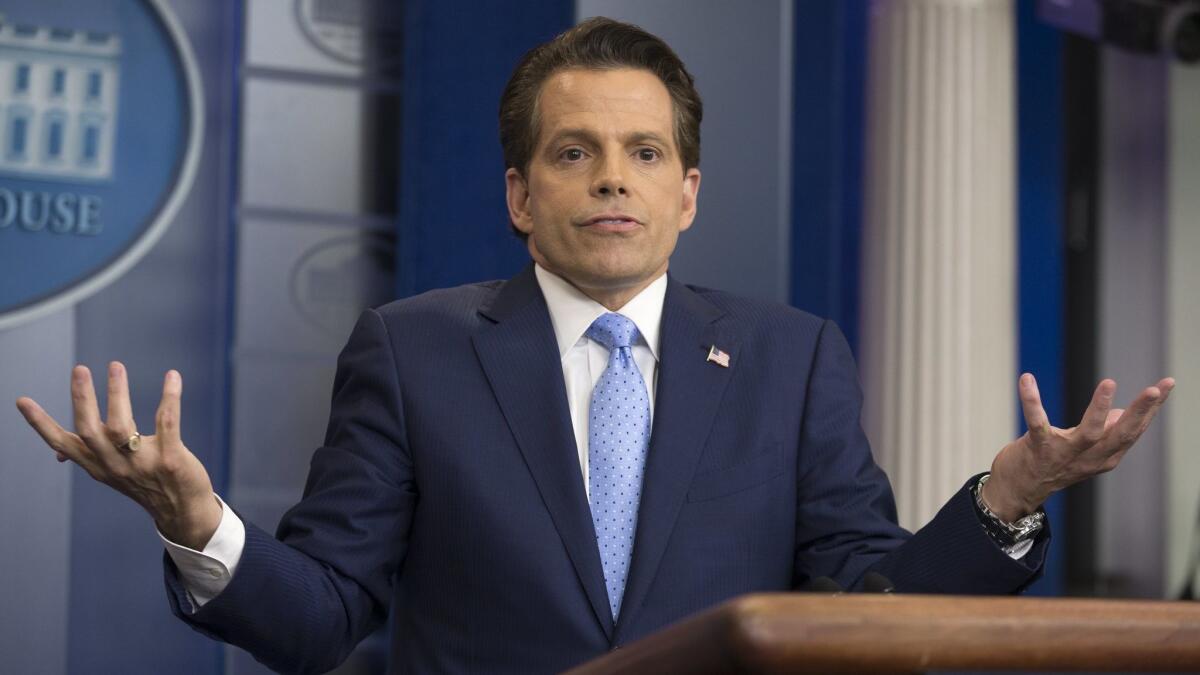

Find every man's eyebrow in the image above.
[626,131,672,147]
[542,128,674,148]
[543,128,601,145]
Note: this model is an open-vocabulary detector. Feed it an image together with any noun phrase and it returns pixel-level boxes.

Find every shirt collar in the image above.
[534,263,666,362]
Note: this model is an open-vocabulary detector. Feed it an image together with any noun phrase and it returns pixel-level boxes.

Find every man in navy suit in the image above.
[16,17,1174,674]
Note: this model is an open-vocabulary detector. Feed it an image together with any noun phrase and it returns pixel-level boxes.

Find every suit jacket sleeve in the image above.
[794,320,1048,594]
[163,308,416,675]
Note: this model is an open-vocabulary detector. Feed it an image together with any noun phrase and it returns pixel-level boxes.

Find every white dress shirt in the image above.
[535,264,665,497]
[164,264,668,608]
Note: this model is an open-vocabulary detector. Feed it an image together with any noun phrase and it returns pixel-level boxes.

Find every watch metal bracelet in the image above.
[973,473,1045,549]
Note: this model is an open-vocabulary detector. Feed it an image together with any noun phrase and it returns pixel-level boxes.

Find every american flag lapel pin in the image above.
[706,345,730,368]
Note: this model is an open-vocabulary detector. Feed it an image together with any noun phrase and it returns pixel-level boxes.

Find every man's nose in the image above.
[590,153,628,197]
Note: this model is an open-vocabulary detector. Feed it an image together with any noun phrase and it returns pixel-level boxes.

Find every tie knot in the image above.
[586,312,640,350]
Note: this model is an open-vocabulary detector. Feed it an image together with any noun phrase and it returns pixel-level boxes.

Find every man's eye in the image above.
[561,148,585,162]
[636,148,660,162]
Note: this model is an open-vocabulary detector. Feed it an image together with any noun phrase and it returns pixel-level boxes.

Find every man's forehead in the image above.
[536,68,674,131]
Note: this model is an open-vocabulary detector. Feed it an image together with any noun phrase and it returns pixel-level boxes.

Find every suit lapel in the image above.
[471,265,615,638]
[615,278,735,639]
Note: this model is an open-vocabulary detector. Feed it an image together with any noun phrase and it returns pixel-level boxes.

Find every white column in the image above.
[1166,62,1200,597]
[859,0,1016,529]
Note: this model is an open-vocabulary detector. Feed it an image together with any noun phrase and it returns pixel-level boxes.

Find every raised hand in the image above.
[983,373,1175,522]
[15,362,222,550]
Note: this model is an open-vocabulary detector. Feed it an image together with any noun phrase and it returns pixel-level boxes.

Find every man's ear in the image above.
[678,168,701,232]
[505,168,534,236]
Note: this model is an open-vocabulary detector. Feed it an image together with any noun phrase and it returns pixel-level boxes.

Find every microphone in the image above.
[862,571,896,593]
[800,576,844,593]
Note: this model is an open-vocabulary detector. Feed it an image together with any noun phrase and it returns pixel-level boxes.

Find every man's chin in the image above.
[568,263,666,291]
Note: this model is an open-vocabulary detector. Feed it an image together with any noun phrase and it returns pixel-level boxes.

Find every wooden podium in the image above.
[565,594,1200,673]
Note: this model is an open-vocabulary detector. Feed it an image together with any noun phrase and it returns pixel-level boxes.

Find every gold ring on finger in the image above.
[117,432,141,453]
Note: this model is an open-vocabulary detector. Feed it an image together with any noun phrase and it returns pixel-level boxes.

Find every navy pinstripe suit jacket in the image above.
[165,264,1046,674]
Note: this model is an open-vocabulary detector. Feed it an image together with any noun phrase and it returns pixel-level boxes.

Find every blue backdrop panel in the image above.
[789,0,867,352]
[395,0,573,297]
[1017,0,1066,596]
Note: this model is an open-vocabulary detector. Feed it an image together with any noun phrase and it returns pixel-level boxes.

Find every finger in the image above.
[105,361,136,439]
[155,370,183,447]
[1018,373,1052,442]
[1158,377,1176,400]
[1139,378,1175,435]
[1109,385,1165,449]
[1103,408,1123,433]
[1073,379,1116,447]
[16,396,87,463]
[1137,386,1170,437]
[70,366,108,449]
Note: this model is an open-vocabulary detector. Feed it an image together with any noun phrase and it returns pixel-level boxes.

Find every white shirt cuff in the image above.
[159,494,246,609]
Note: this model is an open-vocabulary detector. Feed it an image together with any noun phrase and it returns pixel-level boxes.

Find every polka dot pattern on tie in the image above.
[585,312,651,620]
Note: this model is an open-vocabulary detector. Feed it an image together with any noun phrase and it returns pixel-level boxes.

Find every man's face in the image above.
[506,68,701,296]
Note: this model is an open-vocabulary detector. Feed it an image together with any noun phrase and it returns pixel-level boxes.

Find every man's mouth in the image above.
[580,214,641,232]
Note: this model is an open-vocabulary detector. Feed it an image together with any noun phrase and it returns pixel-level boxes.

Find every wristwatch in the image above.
[972,473,1045,551]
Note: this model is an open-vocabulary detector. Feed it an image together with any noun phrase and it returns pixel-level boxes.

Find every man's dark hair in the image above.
[499,17,703,180]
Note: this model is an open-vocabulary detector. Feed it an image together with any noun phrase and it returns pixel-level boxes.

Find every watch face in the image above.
[1012,513,1045,540]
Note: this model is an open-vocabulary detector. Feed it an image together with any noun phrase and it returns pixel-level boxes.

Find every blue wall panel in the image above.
[790,0,867,351]
[1017,0,1066,597]
[396,0,574,297]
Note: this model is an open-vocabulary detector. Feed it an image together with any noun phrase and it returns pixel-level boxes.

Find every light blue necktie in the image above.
[585,312,651,620]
